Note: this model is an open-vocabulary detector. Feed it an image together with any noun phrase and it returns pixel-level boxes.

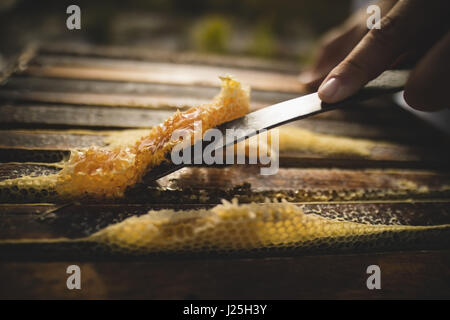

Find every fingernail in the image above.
[318,77,339,100]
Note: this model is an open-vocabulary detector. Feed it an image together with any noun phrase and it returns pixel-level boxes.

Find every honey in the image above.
[0,76,250,199]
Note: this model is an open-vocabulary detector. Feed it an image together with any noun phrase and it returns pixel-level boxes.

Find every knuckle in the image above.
[367,15,399,49]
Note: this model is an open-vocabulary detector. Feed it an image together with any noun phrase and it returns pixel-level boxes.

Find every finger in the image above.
[298,13,369,91]
[298,0,398,91]
[318,0,448,103]
[404,31,450,111]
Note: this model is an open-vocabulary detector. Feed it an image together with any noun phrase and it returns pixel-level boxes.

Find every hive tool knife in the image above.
[144,70,409,181]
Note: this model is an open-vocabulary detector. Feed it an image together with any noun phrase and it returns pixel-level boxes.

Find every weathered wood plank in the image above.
[0,203,60,215]
[278,139,449,167]
[1,163,448,203]
[2,251,449,299]
[0,89,212,109]
[40,42,301,73]
[159,166,450,195]
[0,103,173,128]
[0,102,444,149]
[285,119,444,143]
[0,129,448,168]
[25,55,306,93]
[0,91,429,136]
[2,76,298,108]
[2,76,415,124]
[0,130,106,149]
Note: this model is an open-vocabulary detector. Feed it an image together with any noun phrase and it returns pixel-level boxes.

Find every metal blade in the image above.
[216,92,325,145]
[143,70,409,181]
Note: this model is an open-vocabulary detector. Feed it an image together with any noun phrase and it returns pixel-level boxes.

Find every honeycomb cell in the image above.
[89,198,450,254]
[0,76,250,200]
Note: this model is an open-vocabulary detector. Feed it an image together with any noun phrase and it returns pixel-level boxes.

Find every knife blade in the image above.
[144,70,409,181]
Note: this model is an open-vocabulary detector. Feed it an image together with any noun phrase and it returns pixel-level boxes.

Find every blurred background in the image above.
[0,0,355,70]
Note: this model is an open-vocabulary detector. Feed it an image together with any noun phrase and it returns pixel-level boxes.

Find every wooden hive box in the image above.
[0,43,449,299]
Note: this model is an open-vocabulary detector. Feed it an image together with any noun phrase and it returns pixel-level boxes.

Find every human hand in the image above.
[298,0,450,111]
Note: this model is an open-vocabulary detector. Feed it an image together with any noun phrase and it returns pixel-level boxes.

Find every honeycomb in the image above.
[0,76,442,203]
[230,126,375,162]
[88,198,450,254]
[275,127,374,157]
[0,199,448,256]
[105,126,376,159]
[0,76,250,199]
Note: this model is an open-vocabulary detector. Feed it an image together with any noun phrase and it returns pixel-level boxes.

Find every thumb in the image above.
[318,0,443,103]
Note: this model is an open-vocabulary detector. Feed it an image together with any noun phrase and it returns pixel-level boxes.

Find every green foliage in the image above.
[191,16,231,53]
[248,23,277,58]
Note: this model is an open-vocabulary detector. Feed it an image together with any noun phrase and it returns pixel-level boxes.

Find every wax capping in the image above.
[0,76,250,199]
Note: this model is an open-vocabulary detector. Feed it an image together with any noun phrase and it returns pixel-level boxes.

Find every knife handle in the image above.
[326,69,410,107]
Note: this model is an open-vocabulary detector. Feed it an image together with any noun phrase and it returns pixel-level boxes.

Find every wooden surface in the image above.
[1,250,449,299]
[0,43,449,299]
